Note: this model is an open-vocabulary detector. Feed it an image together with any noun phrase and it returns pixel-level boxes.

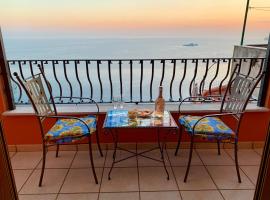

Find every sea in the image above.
[4,36,247,59]
[3,36,266,103]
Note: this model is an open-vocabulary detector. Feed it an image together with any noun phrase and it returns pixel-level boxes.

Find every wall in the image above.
[2,110,269,145]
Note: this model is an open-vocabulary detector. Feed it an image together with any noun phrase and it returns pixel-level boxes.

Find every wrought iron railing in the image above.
[7,58,265,104]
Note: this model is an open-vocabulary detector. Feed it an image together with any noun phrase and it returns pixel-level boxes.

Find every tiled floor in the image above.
[10,147,262,200]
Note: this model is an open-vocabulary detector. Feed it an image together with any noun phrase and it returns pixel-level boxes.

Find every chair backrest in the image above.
[14,72,57,117]
[221,67,264,114]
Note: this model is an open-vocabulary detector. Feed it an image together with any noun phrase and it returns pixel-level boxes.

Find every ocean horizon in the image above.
[3,36,260,59]
[5,36,265,104]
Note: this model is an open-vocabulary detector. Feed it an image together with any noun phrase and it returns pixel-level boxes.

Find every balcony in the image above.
[3,56,269,145]
[1,46,270,200]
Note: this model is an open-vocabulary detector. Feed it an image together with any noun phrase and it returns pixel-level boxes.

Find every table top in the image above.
[103,110,178,129]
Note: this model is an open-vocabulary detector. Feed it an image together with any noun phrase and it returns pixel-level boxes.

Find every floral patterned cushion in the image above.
[45,115,96,144]
[179,115,235,140]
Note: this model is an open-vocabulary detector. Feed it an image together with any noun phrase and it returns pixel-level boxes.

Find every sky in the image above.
[0,0,269,39]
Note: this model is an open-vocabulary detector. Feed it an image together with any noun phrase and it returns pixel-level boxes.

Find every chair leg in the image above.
[95,128,103,157]
[217,140,221,155]
[55,144,60,157]
[234,140,242,183]
[184,135,194,182]
[88,135,98,184]
[175,126,183,156]
[39,143,47,187]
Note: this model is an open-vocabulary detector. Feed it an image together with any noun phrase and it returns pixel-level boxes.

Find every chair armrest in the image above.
[52,96,100,115]
[191,112,244,134]
[178,95,223,113]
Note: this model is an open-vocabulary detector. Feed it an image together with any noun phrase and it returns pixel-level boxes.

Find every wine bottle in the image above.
[155,86,165,114]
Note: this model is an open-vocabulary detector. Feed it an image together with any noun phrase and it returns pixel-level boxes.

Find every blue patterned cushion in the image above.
[179,115,235,140]
[45,115,96,144]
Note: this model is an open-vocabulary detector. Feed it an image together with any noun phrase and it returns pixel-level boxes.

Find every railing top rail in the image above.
[7,57,266,62]
[8,56,265,105]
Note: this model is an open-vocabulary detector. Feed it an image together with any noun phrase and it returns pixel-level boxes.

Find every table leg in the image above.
[108,129,118,180]
[157,128,169,180]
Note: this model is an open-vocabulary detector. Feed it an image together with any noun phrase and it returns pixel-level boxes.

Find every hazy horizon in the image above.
[1,0,269,45]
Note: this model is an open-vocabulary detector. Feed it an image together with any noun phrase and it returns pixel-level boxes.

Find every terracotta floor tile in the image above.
[13,169,33,191]
[37,151,76,169]
[240,166,260,184]
[141,191,182,200]
[206,166,254,189]
[225,149,261,165]
[11,152,42,169]
[138,149,170,167]
[139,167,178,191]
[19,194,57,200]
[101,167,139,192]
[167,149,203,166]
[181,190,223,200]
[105,150,137,168]
[9,151,16,158]
[99,192,139,200]
[196,149,234,165]
[173,166,216,190]
[57,193,98,200]
[20,169,68,194]
[220,190,255,200]
[71,150,105,168]
[60,168,102,193]
[254,148,263,156]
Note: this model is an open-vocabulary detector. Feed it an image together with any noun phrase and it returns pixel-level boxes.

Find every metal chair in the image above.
[174,66,264,183]
[13,65,103,186]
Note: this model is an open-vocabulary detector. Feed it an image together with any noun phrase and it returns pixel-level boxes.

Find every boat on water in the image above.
[183,42,198,47]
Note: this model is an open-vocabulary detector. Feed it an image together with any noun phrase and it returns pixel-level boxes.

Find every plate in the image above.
[137,109,153,118]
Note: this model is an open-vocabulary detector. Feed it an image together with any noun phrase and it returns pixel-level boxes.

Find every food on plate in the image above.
[152,111,164,119]
[128,110,137,119]
[137,109,153,118]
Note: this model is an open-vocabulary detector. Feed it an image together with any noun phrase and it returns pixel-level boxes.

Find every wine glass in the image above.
[119,94,125,109]
[112,96,120,109]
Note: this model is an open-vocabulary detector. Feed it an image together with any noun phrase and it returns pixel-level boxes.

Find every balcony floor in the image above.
[10,147,262,200]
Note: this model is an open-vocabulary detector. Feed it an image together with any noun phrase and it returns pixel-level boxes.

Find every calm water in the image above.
[4,37,242,59]
[3,36,254,103]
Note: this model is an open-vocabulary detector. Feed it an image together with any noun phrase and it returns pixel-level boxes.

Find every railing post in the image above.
[0,27,15,111]
[258,34,270,107]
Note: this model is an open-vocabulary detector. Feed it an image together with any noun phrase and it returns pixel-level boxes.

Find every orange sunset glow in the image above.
[1,0,269,32]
